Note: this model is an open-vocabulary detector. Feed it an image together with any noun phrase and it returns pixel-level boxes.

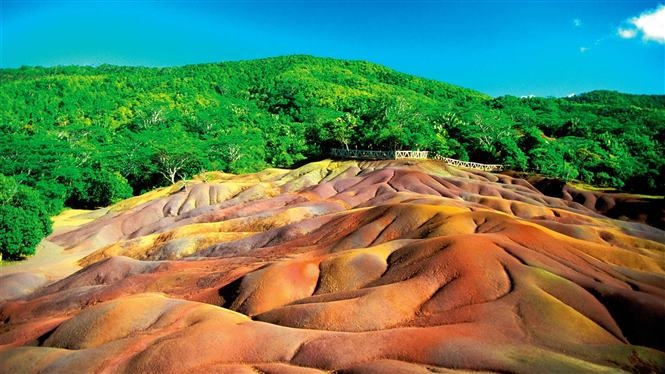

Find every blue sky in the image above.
[1,0,663,97]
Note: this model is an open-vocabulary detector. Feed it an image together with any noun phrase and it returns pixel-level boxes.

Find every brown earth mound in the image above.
[512,174,665,229]
[1,160,664,373]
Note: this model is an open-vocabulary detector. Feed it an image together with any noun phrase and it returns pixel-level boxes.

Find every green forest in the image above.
[1,55,664,258]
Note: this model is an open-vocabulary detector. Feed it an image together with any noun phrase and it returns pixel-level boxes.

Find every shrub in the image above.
[67,169,133,209]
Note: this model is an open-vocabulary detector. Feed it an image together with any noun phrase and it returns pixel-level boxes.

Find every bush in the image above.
[0,175,52,260]
[66,169,133,209]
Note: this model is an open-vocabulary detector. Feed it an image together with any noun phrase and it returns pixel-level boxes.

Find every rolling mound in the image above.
[1,159,664,373]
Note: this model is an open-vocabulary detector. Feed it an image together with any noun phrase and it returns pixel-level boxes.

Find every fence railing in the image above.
[330,148,503,171]
[330,149,429,160]
[431,155,504,172]
[395,150,429,159]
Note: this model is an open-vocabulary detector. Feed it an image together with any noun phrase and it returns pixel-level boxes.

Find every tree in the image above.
[0,174,52,260]
[1,55,664,196]
[331,112,358,150]
[431,112,464,157]
[156,150,192,185]
[67,169,133,209]
[139,127,205,186]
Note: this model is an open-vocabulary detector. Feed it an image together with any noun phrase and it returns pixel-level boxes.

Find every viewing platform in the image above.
[330,148,503,172]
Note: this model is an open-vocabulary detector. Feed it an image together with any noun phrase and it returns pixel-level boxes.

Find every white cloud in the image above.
[579,47,589,53]
[573,18,582,27]
[630,5,665,43]
[618,27,637,39]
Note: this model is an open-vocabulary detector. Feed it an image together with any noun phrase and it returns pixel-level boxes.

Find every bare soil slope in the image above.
[1,160,664,373]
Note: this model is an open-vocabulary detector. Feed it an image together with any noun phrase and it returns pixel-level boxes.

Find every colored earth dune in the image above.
[1,160,664,373]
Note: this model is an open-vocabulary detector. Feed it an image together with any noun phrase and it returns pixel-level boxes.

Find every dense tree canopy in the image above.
[1,55,663,225]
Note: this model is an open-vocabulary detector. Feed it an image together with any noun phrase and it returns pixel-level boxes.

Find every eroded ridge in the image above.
[1,159,664,373]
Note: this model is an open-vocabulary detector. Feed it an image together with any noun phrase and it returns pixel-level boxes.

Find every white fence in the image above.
[330,149,428,160]
[431,155,504,172]
[395,150,429,159]
[330,148,503,171]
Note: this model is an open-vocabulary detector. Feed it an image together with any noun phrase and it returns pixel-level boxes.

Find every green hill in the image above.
[1,55,664,216]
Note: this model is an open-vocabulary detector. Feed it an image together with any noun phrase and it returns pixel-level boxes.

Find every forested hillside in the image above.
[1,55,664,222]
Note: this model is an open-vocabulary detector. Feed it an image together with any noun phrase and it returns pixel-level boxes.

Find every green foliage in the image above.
[0,175,52,260]
[34,180,68,216]
[67,169,133,209]
[1,55,664,205]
